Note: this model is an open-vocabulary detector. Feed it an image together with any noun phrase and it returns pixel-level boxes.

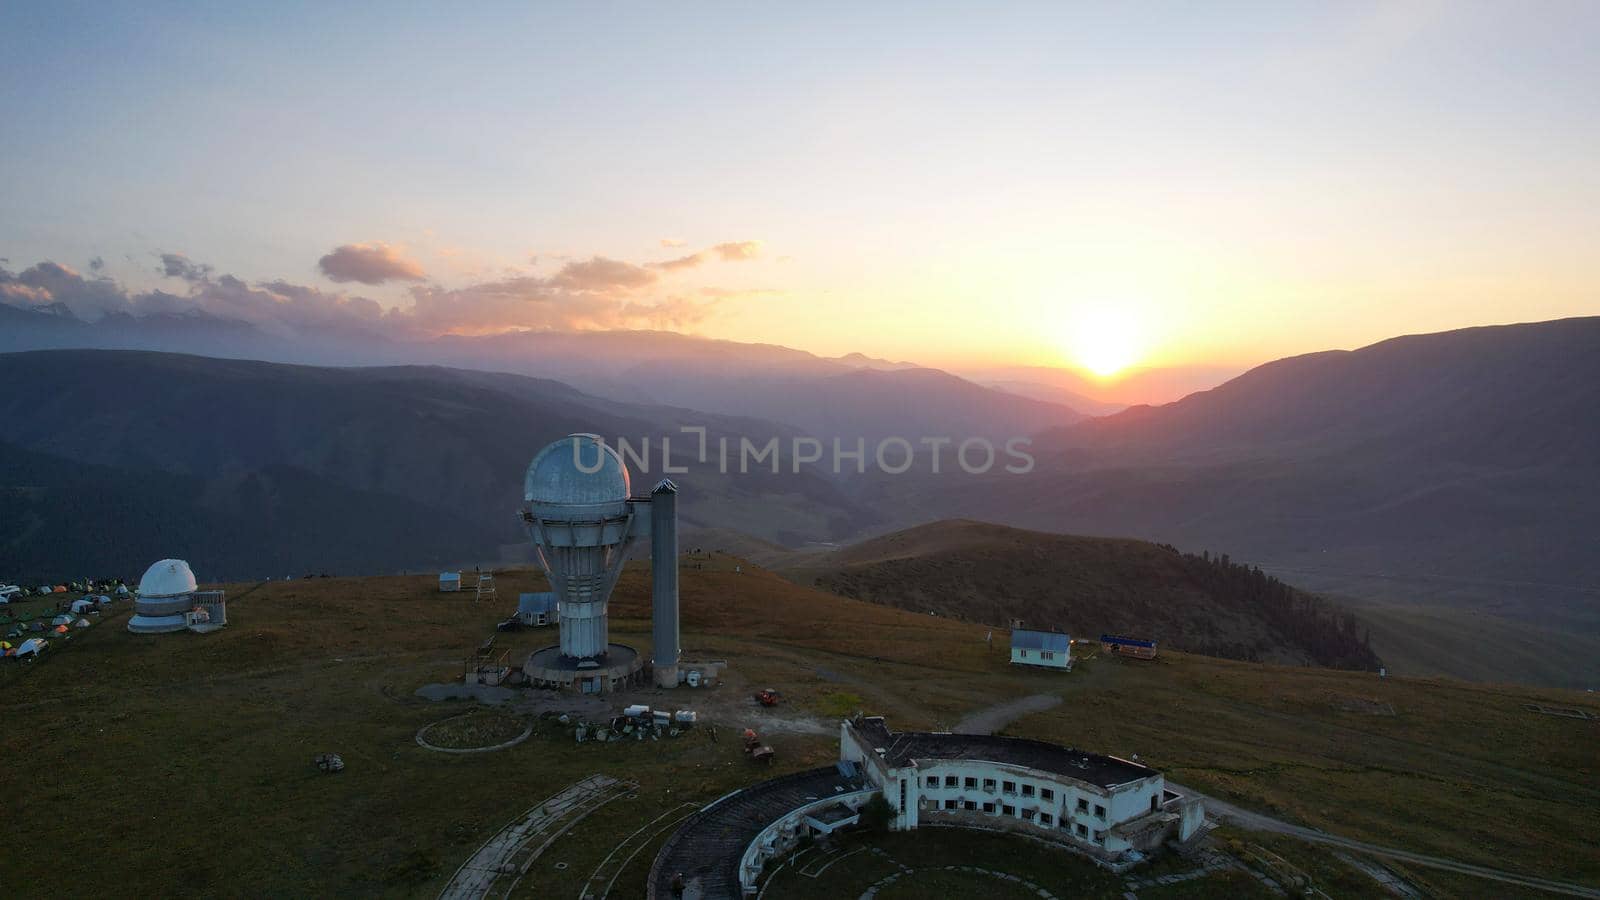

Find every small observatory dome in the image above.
[525,434,631,519]
[138,559,198,598]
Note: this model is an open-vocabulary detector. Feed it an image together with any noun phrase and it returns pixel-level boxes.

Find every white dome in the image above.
[524,434,631,514]
[138,559,197,598]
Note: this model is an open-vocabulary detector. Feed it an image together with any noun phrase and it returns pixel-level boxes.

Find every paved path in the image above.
[952,693,1061,735]
[1174,782,1600,898]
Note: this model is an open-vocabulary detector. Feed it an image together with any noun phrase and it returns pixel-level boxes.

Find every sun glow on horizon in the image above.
[1062,304,1145,379]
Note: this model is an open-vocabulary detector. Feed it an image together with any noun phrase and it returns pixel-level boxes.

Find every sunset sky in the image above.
[3,2,1597,377]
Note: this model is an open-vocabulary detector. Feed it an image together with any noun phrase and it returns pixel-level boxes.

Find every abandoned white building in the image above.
[647,715,1205,899]
[840,717,1202,858]
[1010,628,1071,669]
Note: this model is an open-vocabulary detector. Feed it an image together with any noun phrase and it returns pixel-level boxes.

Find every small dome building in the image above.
[128,559,227,634]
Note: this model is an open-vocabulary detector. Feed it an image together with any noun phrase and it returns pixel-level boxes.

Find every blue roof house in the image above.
[1010,628,1071,670]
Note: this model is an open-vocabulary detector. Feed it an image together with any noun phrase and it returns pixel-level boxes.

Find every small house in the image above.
[1010,629,1070,670]
[439,571,462,592]
[517,592,558,626]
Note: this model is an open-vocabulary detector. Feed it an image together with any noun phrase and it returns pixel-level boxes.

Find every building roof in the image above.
[524,433,630,509]
[1011,629,1069,653]
[649,767,863,899]
[137,559,196,598]
[1101,634,1156,648]
[848,717,1155,789]
[519,591,557,613]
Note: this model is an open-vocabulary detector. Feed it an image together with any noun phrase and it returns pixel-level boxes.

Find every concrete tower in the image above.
[650,478,681,687]
[522,434,634,661]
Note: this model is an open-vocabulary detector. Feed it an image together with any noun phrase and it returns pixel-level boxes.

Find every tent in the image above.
[70,598,95,614]
[115,585,130,596]
[16,638,45,657]
[52,614,73,626]
[97,594,115,605]
[54,624,68,634]
[75,618,91,628]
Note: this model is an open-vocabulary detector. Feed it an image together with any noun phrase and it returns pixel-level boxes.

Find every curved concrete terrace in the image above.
[648,767,864,899]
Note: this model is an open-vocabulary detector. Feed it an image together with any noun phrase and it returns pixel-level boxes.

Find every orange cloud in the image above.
[318,242,427,284]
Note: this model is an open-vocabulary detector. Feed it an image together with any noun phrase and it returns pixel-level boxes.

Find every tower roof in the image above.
[524,434,631,509]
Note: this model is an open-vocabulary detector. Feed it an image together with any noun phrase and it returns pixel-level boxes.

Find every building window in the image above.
[1041,651,1053,660]
[944,799,957,810]
[1003,780,1017,795]
[925,776,938,788]
[899,779,906,812]
[1093,830,1105,845]
[1040,788,1054,803]
[1076,823,1088,838]
[1002,804,1016,817]
[964,777,978,789]
[1094,804,1106,819]
[1039,813,1054,827]
[983,779,997,792]
[982,802,996,814]
[1077,798,1089,813]
[944,776,958,788]
[964,801,977,811]
[1020,649,1029,657]
[1021,808,1036,821]
[1151,794,1159,812]
[1021,784,1035,798]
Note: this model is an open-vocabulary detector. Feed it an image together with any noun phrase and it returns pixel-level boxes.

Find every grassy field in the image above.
[2,552,1597,897]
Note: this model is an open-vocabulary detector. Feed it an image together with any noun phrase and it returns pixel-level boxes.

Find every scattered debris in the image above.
[314,753,345,774]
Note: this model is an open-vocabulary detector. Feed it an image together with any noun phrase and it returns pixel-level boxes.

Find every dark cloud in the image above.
[160,252,213,282]
[88,256,106,272]
[2,241,742,338]
[317,242,427,284]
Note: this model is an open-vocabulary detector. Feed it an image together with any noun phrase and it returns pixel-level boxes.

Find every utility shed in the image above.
[1101,634,1157,660]
[439,571,461,592]
[517,591,558,626]
[1010,629,1070,669]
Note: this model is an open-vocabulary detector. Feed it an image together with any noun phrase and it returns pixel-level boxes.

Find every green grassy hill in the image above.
[1,556,1595,897]
[784,519,1381,669]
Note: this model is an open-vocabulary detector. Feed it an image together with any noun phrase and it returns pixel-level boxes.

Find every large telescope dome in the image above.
[525,433,631,519]
[138,559,198,598]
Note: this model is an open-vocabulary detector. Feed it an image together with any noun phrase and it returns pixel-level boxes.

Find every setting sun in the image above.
[1065,305,1144,378]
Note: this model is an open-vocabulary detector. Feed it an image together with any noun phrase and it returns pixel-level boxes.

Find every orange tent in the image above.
[54,624,69,633]
[53,585,67,593]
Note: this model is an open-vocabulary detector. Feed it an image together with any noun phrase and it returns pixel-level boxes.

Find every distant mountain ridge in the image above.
[897,317,1600,633]
[0,349,886,580]
[0,302,1084,443]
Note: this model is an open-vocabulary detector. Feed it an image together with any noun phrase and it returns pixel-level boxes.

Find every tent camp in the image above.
[70,598,95,614]
[52,614,73,626]
[16,638,45,658]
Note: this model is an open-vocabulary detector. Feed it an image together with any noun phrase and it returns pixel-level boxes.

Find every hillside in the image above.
[1,559,1594,897]
[786,520,1380,670]
[881,318,1600,643]
[0,350,882,579]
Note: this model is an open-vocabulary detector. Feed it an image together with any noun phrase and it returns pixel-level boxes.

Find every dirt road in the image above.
[1178,783,1600,898]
